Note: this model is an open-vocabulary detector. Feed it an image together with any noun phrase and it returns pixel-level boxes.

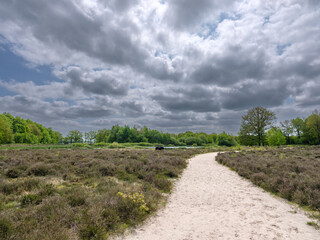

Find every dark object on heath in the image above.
[155,146,164,150]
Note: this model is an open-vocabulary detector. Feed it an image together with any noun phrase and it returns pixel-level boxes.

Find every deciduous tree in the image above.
[239,107,276,146]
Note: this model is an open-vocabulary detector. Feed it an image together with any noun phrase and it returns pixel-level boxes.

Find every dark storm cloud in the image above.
[191,45,266,86]
[119,101,144,117]
[165,0,235,30]
[0,95,112,121]
[221,81,291,110]
[99,0,140,12]
[0,0,147,68]
[62,67,128,96]
[60,107,112,119]
[153,87,221,112]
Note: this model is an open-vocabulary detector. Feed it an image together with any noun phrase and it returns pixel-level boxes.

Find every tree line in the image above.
[65,125,238,147]
[0,113,62,144]
[239,107,320,146]
[0,113,237,146]
[1,108,319,147]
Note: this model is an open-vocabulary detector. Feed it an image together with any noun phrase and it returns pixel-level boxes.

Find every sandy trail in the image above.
[115,152,320,240]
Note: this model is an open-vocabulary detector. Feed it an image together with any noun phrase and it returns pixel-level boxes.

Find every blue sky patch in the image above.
[0,43,61,85]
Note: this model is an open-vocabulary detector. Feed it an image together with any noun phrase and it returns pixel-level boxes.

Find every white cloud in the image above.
[0,0,319,134]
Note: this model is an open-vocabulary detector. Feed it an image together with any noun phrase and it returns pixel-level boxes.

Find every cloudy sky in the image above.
[0,0,319,135]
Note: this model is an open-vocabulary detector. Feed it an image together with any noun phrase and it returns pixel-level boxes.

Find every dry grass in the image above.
[216,146,320,221]
[0,148,212,239]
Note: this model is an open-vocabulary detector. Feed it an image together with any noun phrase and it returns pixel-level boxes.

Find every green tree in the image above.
[12,117,30,134]
[239,107,276,146]
[0,115,14,144]
[51,131,63,144]
[305,111,320,144]
[266,127,286,146]
[67,130,83,143]
[291,117,305,140]
[217,132,237,146]
[95,129,109,143]
[280,120,293,144]
[85,131,97,144]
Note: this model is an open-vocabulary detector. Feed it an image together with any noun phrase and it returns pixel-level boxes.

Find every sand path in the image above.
[115,152,320,240]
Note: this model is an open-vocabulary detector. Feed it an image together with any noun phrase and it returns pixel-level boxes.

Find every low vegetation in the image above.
[0,148,211,239]
[216,146,320,221]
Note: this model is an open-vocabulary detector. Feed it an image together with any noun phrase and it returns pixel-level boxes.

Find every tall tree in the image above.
[67,130,83,143]
[305,111,320,144]
[0,115,14,144]
[280,120,293,144]
[291,117,304,139]
[239,107,276,146]
[85,131,97,144]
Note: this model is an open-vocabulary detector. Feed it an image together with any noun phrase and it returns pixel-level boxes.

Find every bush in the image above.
[99,163,116,176]
[94,142,109,147]
[72,143,92,149]
[21,194,42,206]
[6,168,20,178]
[217,132,237,147]
[0,181,19,195]
[153,177,172,192]
[116,192,149,223]
[101,208,120,230]
[66,188,87,207]
[266,127,286,146]
[28,163,49,176]
[0,218,13,239]
[109,142,122,148]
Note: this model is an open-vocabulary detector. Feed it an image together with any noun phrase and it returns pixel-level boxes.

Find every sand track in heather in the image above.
[114,152,320,240]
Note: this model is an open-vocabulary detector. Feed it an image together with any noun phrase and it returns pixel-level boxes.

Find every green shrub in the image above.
[6,168,20,178]
[109,142,121,148]
[99,163,116,176]
[40,184,56,197]
[101,208,120,230]
[116,192,149,224]
[0,218,13,239]
[66,188,87,207]
[21,194,42,206]
[153,177,172,192]
[79,223,105,240]
[72,143,92,149]
[94,142,109,147]
[21,178,41,191]
[0,181,19,195]
[266,127,286,146]
[217,132,237,147]
[28,163,49,176]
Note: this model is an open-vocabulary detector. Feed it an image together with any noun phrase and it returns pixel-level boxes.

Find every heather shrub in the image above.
[21,193,43,206]
[153,177,172,192]
[0,218,13,240]
[28,163,50,176]
[217,147,320,217]
[99,163,116,176]
[5,168,20,178]
[0,148,211,239]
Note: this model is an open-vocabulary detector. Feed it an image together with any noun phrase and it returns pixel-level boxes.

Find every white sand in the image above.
[114,152,320,240]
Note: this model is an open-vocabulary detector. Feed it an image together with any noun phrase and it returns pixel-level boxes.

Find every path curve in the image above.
[115,152,320,240]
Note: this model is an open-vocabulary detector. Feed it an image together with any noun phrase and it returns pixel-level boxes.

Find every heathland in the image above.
[0,148,211,239]
[216,146,320,223]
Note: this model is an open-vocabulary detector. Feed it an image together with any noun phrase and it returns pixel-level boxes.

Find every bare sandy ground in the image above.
[114,152,320,240]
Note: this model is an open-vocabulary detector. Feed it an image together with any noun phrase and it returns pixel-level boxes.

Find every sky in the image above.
[0,0,320,135]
